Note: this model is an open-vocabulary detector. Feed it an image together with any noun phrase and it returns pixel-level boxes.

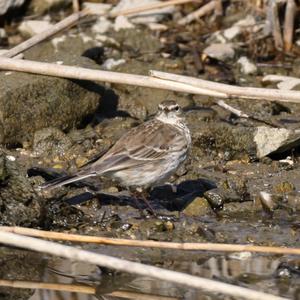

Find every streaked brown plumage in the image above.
[40,100,191,190]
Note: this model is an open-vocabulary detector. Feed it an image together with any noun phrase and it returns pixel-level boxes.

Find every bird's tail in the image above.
[39,173,94,190]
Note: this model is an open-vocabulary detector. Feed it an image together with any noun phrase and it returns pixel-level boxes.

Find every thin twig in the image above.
[149,70,300,103]
[216,100,279,127]
[283,0,296,51]
[109,0,198,18]
[1,10,89,58]
[0,231,288,300]
[178,1,216,25]
[216,100,250,118]
[1,227,300,255]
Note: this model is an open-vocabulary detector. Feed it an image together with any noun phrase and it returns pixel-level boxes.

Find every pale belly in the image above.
[109,155,186,189]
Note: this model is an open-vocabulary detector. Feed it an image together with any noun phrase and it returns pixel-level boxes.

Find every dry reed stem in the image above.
[1,10,89,58]
[0,231,288,300]
[0,57,226,97]
[2,57,300,103]
[110,0,198,17]
[72,0,80,12]
[0,280,178,300]
[178,1,216,25]
[214,0,223,16]
[1,226,300,255]
[0,280,95,294]
[270,0,283,50]
[149,70,300,103]
[283,0,296,51]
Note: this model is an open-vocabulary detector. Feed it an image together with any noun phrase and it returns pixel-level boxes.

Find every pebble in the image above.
[237,56,257,75]
[203,43,235,61]
[111,0,174,24]
[91,17,112,34]
[82,2,112,15]
[18,20,52,37]
[114,16,135,31]
[102,58,126,70]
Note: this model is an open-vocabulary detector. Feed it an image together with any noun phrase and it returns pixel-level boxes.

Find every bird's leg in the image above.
[130,193,147,217]
[139,192,157,216]
[131,188,157,217]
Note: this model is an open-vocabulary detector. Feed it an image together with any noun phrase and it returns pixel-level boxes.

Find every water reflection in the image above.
[0,248,298,300]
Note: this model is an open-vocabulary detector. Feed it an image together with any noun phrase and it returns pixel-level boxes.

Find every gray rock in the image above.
[18,20,52,37]
[254,126,300,158]
[33,127,73,157]
[111,0,174,24]
[237,56,257,75]
[0,0,25,15]
[203,43,235,61]
[29,0,71,14]
[0,149,41,226]
[0,35,102,145]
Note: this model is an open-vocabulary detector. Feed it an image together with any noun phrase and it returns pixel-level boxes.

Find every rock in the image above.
[234,15,256,27]
[258,191,280,212]
[203,43,235,61]
[191,121,256,160]
[286,193,300,211]
[254,126,300,158]
[237,56,257,75]
[111,0,174,24]
[208,15,256,43]
[91,17,113,34]
[0,0,25,15]
[32,127,73,157]
[223,26,241,40]
[203,189,225,209]
[29,0,71,14]
[102,58,126,70]
[0,35,102,145]
[0,150,41,226]
[112,47,191,119]
[114,16,135,31]
[18,20,52,37]
[82,2,112,15]
[183,197,212,216]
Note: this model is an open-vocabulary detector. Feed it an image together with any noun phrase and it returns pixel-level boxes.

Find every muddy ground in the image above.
[0,1,299,300]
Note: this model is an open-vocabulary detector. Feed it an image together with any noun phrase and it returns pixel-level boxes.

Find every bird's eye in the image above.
[175,106,179,111]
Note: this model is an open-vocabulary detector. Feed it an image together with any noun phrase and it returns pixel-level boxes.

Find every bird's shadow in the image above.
[29,167,216,213]
[62,179,216,212]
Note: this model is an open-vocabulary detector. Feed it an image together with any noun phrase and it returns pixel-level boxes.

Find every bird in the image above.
[40,100,191,196]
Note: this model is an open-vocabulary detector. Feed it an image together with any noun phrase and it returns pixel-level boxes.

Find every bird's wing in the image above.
[85,119,187,174]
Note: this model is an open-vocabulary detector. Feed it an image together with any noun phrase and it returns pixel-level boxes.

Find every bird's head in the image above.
[155,100,183,123]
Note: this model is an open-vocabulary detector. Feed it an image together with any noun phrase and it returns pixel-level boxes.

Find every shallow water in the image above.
[1,228,299,300]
